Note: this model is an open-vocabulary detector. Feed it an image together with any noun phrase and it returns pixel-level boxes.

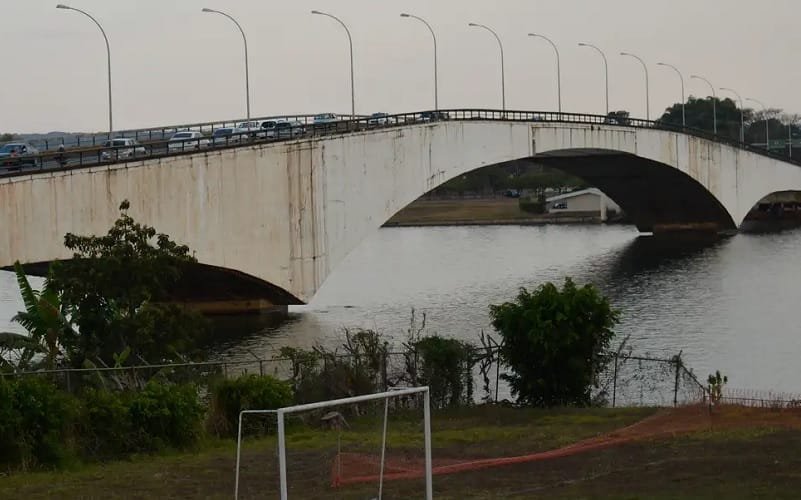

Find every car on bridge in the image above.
[271,120,305,139]
[211,127,249,146]
[167,131,210,153]
[420,111,449,122]
[0,142,40,170]
[100,138,147,161]
[313,113,339,125]
[368,113,390,125]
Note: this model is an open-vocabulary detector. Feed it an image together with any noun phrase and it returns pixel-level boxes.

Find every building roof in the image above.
[546,188,605,203]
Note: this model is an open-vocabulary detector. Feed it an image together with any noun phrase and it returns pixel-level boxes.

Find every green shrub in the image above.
[0,377,78,469]
[128,381,204,450]
[490,278,619,407]
[413,337,475,408]
[78,388,133,459]
[519,197,546,214]
[210,375,293,437]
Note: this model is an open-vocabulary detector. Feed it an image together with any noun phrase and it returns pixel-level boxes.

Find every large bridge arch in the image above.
[3,117,801,306]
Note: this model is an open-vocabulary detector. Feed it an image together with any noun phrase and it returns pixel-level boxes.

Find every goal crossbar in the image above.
[234,386,432,500]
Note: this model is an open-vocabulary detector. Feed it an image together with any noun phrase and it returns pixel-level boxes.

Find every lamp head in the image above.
[468,22,479,27]
[578,42,588,47]
[56,4,70,9]
[528,33,538,37]
[400,13,410,18]
[201,8,214,13]
[311,10,322,15]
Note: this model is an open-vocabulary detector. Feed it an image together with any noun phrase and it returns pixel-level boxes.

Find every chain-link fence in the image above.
[2,348,710,409]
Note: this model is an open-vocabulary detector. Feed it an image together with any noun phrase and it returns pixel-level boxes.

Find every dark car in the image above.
[420,111,449,122]
[0,142,40,169]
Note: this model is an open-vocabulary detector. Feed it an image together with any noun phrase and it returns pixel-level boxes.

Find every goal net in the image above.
[235,387,433,500]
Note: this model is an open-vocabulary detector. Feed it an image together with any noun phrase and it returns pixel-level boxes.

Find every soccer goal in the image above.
[234,386,433,500]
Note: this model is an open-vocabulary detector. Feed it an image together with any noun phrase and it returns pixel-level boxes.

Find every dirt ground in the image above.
[3,405,801,499]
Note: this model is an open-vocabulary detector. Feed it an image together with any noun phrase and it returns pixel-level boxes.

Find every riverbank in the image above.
[4,405,801,499]
[384,198,606,227]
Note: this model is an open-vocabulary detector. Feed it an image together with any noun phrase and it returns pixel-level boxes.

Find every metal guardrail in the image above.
[2,109,800,178]
[18,112,362,152]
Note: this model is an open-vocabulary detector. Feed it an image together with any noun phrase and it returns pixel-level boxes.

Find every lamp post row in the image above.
[56,5,783,153]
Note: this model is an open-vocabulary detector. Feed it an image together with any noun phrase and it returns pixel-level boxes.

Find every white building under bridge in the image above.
[546,188,622,220]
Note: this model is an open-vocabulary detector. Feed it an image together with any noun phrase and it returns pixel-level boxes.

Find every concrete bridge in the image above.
[2,110,801,311]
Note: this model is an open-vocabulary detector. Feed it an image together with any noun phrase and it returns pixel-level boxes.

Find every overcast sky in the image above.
[2,0,800,133]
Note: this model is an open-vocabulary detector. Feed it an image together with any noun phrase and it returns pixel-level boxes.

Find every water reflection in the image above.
[3,224,801,393]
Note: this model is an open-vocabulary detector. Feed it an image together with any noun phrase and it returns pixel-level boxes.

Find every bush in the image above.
[209,375,293,437]
[78,388,133,459]
[413,337,475,408]
[490,278,619,407]
[519,197,546,214]
[128,381,204,450]
[0,377,78,469]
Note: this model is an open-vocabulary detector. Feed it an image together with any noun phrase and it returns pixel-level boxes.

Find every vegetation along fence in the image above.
[3,349,709,409]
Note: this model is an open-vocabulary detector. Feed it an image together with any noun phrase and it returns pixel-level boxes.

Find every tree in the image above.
[0,133,16,143]
[49,200,209,368]
[489,278,619,407]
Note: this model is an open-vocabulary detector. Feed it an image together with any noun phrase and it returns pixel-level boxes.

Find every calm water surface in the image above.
[2,224,800,393]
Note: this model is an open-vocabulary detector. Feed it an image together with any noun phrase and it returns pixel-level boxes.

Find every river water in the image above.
[2,224,800,393]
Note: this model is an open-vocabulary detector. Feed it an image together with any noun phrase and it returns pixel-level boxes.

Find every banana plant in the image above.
[6,262,74,371]
[0,331,44,371]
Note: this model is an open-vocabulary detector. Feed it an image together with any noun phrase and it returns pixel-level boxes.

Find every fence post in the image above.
[381,350,388,392]
[673,351,683,407]
[259,360,264,377]
[611,353,619,408]
[494,348,500,404]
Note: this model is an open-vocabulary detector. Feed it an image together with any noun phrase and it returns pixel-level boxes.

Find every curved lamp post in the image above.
[469,23,506,111]
[401,13,438,110]
[578,42,608,115]
[620,52,649,121]
[657,62,685,127]
[720,87,745,142]
[746,97,770,150]
[57,4,113,136]
[202,8,250,124]
[529,33,561,113]
[690,75,717,134]
[312,10,355,118]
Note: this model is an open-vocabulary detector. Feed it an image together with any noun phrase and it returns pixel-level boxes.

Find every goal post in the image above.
[234,386,433,500]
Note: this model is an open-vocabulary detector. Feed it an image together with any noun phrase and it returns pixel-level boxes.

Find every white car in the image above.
[167,131,210,152]
[100,138,147,161]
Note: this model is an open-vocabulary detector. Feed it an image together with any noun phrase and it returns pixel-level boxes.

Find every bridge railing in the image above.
[3,109,799,178]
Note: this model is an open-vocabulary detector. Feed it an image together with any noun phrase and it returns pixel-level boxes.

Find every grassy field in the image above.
[3,405,801,499]
[386,198,599,226]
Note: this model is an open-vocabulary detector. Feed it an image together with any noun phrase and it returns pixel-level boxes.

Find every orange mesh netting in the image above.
[331,404,801,487]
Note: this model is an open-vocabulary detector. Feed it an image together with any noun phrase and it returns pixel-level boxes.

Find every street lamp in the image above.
[469,23,506,111]
[57,4,113,136]
[720,87,745,142]
[620,52,649,121]
[312,10,356,119]
[578,43,608,115]
[657,62,685,127]
[202,8,251,124]
[690,75,717,135]
[528,34,561,113]
[401,13,438,110]
[746,97,770,151]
